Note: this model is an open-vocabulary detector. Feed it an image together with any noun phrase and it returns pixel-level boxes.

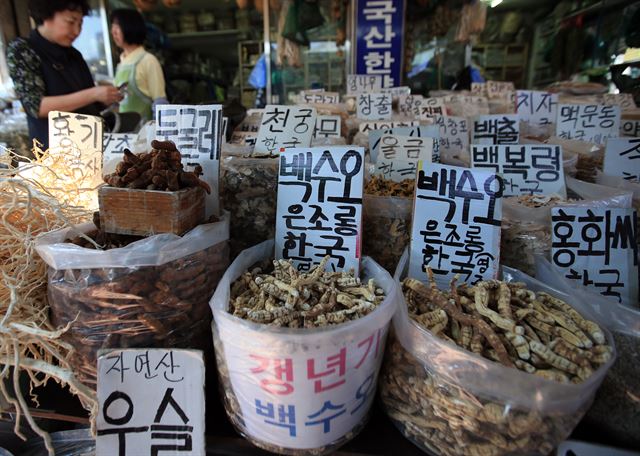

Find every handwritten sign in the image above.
[314,115,342,138]
[471,144,565,197]
[96,349,205,456]
[621,119,640,137]
[418,98,446,120]
[374,159,418,182]
[229,131,257,147]
[156,104,222,216]
[276,147,364,273]
[472,114,520,145]
[603,137,640,182]
[516,90,558,130]
[301,91,340,105]
[255,105,317,155]
[551,207,638,304]
[397,94,423,118]
[382,86,411,98]
[358,120,419,134]
[222,116,229,142]
[347,74,383,95]
[369,125,440,163]
[433,116,469,154]
[377,134,433,162]
[602,93,637,110]
[442,95,489,117]
[103,133,134,176]
[237,112,263,133]
[556,104,621,145]
[357,93,392,120]
[409,163,503,289]
[472,81,515,99]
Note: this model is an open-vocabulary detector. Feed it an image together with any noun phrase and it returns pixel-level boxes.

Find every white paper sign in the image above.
[222,116,229,143]
[471,83,487,96]
[471,144,566,197]
[621,119,640,137]
[96,349,205,456]
[443,95,490,117]
[237,111,264,133]
[347,74,383,95]
[314,115,342,138]
[156,104,222,216]
[382,86,411,98]
[301,91,340,105]
[409,163,503,289]
[472,81,515,99]
[551,207,638,304]
[103,133,135,176]
[255,105,317,155]
[377,135,433,163]
[516,90,559,130]
[602,93,637,110]
[556,104,621,145]
[418,98,447,120]
[368,125,440,163]
[357,93,392,120]
[472,114,520,145]
[276,147,364,273]
[603,137,640,182]
[433,115,470,154]
[358,120,419,134]
[229,131,257,147]
[373,159,418,182]
[397,94,423,118]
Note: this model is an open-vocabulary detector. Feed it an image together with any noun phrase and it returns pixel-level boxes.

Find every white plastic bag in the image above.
[210,240,399,455]
[379,251,616,456]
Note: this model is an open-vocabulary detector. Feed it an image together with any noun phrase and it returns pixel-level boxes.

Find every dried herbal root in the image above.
[229,257,385,328]
[365,175,414,198]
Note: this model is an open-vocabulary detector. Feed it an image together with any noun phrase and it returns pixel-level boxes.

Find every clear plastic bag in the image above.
[210,240,399,455]
[35,215,230,387]
[595,171,640,244]
[379,252,616,456]
[362,194,412,273]
[220,155,279,258]
[21,429,94,456]
[536,257,640,449]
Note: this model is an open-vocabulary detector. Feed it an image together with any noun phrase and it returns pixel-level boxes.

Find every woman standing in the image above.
[6,0,123,150]
[111,9,167,121]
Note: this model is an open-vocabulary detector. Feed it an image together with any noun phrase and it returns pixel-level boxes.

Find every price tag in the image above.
[255,105,317,155]
[471,144,565,197]
[347,74,383,95]
[369,125,440,163]
[96,349,205,456]
[373,159,418,182]
[275,146,364,273]
[358,120,419,134]
[556,104,621,145]
[472,114,520,145]
[551,207,638,304]
[156,104,223,216]
[603,137,640,182]
[300,91,340,105]
[433,115,470,155]
[103,133,135,176]
[602,93,636,110]
[516,90,559,130]
[409,163,503,289]
[356,93,392,120]
[314,115,342,138]
[621,119,640,137]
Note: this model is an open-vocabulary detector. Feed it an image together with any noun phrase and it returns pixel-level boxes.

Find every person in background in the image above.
[6,0,122,150]
[110,9,167,121]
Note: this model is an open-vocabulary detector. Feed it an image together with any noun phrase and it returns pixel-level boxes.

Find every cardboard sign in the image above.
[356,93,392,120]
[369,125,440,163]
[516,90,559,130]
[551,207,638,304]
[347,74,383,95]
[433,115,469,154]
[602,93,637,110]
[373,159,418,182]
[471,144,566,197]
[229,131,257,147]
[276,146,364,273]
[418,98,446,120]
[603,137,640,182]
[472,114,520,145]
[397,94,423,118]
[47,111,104,208]
[377,134,433,163]
[103,133,135,176]
[314,115,342,138]
[621,119,640,137]
[409,163,503,289]
[301,91,340,105]
[156,104,222,216]
[255,105,317,155]
[96,349,205,456]
[556,104,621,145]
[358,120,419,134]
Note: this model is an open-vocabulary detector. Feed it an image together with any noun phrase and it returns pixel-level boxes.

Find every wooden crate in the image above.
[99,186,205,236]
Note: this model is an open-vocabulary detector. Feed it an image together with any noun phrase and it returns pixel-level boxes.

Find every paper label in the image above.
[103,133,135,176]
[356,93,392,120]
[314,116,342,138]
[347,74,383,95]
[516,90,559,130]
[255,105,317,155]
[556,104,621,145]
[472,114,520,145]
[603,137,640,182]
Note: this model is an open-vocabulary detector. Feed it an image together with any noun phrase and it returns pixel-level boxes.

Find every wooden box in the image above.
[99,186,205,236]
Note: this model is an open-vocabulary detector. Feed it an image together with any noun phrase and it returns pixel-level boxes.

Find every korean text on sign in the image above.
[314,116,342,139]
[368,125,439,163]
[346,74,383,95]
[516,90,558,131]
[603,137,640,182]
[358,120,419,134]
[377,134,433,162]
[472,114,520,145]
[96,349,205,456]
[301,91,340,105]
[357,93,392,120]
[471,144,566,197]
[556,104,621,145]
[551,207,638,304]
[275,147,365,274]
[374,159,418,182]
[409,163,503,289]
[255,105,317,155]
[103,133,134,176]
[621,119,640,137]
[433,115,469,155]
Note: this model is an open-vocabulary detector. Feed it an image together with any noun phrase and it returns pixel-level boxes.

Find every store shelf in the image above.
[168,29,242,40]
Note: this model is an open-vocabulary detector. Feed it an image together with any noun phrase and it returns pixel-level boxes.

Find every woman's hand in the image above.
[93,85,124,105]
